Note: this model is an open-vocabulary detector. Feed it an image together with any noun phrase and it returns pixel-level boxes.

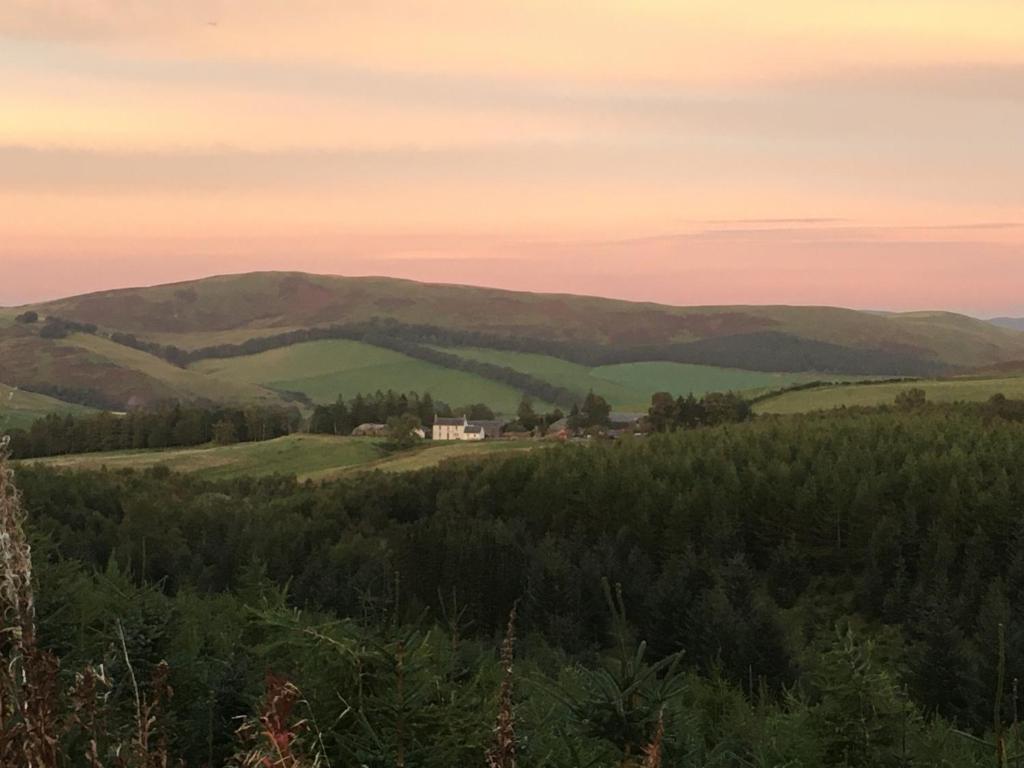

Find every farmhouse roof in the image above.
[464,425,484,434]
[609,412,646,425]
[434,417,466,426]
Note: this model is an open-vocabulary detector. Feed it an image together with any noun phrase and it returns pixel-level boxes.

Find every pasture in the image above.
[439,346,859,409]
[20,433,543,481]
[0,383,95,432]
[307,438,541,480]
[191,339,532,412]
[67,333,283,405]
[754,375,1024,414]
[21,434,386,480]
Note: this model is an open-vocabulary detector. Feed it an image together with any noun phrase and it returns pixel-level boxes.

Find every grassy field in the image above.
[21,434,542,481]
[0,383,95,432]
[21,434,387,481]
[67,334,284,405]
[440,347,860,409]
[191,339,534,412]
[144,326,304,351]
[0,330,287,411]
[0,309,19,329]
[306,439,542,480]
[755,375,1024,414]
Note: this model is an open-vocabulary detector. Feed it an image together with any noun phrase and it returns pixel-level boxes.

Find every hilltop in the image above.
[27,273,1023,368]
[2,271,1023,414]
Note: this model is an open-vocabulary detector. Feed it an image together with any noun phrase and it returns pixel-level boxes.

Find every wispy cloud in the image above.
[2,1,1023,312]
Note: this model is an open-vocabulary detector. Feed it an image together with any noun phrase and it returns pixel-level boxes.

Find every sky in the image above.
[2,1,1023,316]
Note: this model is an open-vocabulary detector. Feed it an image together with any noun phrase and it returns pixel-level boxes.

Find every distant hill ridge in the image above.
[25,271,1024,364]
[2,271,1023,412]
[991,317,1024,332]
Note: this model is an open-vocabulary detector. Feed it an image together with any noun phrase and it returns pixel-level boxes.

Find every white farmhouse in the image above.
[433,416,469,440]
[432,416,500,441]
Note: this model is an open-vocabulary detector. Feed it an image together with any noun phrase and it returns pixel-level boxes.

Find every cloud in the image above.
[4,1,1024,84]
[2,1,1023,314]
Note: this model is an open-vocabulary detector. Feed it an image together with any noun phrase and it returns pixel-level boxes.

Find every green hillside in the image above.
[440,346,857,409]
[0,328,284,411]
[6,272,1024,413]
[68,333,284,405]
[192,339,536,413]
[0,383,95,432]
[30,272,1024,371]
[755,375,1024,414]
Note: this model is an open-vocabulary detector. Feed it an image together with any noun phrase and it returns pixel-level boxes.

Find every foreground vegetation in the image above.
[3,401,1024,765]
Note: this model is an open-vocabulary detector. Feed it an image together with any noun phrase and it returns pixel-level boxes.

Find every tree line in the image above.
[308,390,440,435]
[107,322,585,407]
[647,390,752,431]
[90,317,942,401]
[6,402,301,458]
[2,386,761,461]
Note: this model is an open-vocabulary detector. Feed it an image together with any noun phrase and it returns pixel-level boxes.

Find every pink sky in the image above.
[2,2,1023,315]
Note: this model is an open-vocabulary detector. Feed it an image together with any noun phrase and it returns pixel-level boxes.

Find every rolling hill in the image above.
[29,272,1024,369]
[0,326,287,411]
[3,271,1024,418]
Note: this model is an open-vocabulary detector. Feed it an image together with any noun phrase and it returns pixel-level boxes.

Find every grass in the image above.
[191,339,532,413]
[755,375,1024,414]
[0,383,95,432]
[21,434,387,481]
[144,326,304,351]
[592,361,861,406]
[439,347,862,410]
[67,334,284,405]
[308,439,542,480]
[189,337,836,414]
[0,330,288,411]
[21,434,544,482]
